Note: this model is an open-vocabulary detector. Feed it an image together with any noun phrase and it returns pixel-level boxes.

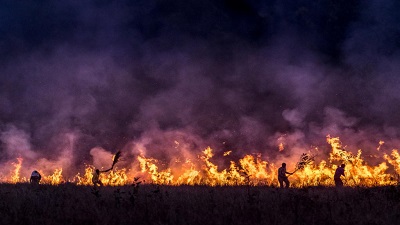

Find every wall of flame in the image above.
[1,135,400,187]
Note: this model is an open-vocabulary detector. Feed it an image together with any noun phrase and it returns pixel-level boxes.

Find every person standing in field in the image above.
[278,163,293,188]
[30,170,41,184]
[334,164,346,187]
[92,169,103,186]
[91,151,121,187]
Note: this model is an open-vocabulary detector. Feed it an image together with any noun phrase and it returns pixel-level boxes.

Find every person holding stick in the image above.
[277,153,314,188]
[278,163,293,188]
[334,164,346,187]
[92,151,121,186]
[92,169,103,186]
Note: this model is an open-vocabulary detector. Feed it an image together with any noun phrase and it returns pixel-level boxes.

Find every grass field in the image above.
[1,184,400,225]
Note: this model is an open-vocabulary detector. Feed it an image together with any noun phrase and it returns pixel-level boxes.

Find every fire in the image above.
[278,143,284,151]
[137,155,174,185]
[1,136,400,187]
[223,150,232,156]
[11,158,23,183]
[7,158,65,185]
[277,135,285,152]
[239,154,274,184]
[73,165,129,186]
[327,135,354,162]
[383,149,400,175]
[377,140,384,151]
[42,169,64,185]
[135,147,275,186]
[135,137,399,186]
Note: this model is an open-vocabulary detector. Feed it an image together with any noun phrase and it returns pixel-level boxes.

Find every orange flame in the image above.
[278,143,284,151]
[42,169,64,185]
[72,165,129,186]
[377,140,385,151]
[1,136,400,187]
[223,150,232,156]
[11,158,23,183]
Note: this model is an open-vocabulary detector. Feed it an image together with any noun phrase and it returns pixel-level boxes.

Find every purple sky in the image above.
[0,0,400,175]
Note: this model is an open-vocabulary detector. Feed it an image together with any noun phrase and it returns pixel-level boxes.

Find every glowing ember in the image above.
[223,150,232,156]
[377,140,385,151]
[42,169,64,185]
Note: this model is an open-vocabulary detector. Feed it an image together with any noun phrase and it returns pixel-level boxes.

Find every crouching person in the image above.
[30,170,41,184]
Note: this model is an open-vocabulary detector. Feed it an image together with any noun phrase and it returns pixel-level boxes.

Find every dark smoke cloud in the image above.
[0,0,400,176]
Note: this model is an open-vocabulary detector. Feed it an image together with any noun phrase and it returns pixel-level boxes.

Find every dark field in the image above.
[1,184,400,225]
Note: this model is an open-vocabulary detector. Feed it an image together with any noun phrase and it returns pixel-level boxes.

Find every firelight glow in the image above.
[1,135,400,187]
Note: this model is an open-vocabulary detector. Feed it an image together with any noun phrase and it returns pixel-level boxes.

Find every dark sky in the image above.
[1,0,400,172]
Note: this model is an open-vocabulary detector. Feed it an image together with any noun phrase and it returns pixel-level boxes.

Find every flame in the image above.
[42,168,64,185]
[72,165,129,186]
[278,143,284,151]
[1,135,400,187]
[137,155,174,185]
[11,158,23,183]
[223,150,232,156]
[383,149,400,174]
[377,140,384,151]
[277,135,285,152]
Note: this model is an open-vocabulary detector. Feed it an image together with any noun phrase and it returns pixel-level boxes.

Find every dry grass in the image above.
[0,183,400,225]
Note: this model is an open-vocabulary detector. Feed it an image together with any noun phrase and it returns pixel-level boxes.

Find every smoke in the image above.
[90,147,114,170]
[0,125,37,160]
[0,0,400,178]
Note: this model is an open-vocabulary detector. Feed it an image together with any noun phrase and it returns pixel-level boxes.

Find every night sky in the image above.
[1,0,400,174]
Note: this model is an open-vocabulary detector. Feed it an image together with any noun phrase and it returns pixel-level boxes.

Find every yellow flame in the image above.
[278,143,284,151]
[42,169,64,185]
[1,136,400,187]
[11,158,23,183]
[137,155,174,185]
[72,165,129,186]
[377,140,385,151]
[223,150,232,156]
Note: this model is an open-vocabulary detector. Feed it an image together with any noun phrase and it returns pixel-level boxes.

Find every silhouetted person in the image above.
[92,169,103,186]
[91,151,121,187]
[334,164,346,187]
[30,170,41,184]
[278,163,293,188]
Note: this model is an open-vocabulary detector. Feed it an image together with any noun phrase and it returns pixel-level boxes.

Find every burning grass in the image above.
[2,136,400,187]
[0,183,400,225]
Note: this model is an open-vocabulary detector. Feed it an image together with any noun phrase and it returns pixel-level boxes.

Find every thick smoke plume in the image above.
[0,0,400,178]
